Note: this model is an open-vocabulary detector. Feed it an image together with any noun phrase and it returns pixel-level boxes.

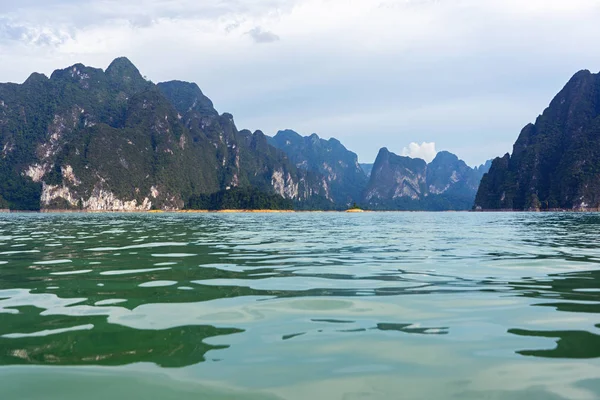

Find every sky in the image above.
[1,0,600,166]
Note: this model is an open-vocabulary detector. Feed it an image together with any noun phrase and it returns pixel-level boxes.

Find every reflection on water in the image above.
[0,212,600,399]
[0,305,240,367]
[505,269,600,359]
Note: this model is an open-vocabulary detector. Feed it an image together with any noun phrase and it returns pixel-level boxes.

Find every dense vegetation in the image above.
[0,58,329,211]
[187,187,293,210]
[475,70,600,210]
[366,192,478,211]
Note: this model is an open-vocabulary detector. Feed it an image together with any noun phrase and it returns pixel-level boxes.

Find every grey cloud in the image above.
[0,0,295,50]
[225,21,243,33]
[0,23,28,41]
[3,0,298,28]
[0,17,69,46]
[0,0,81,13]
[246,26,280,43]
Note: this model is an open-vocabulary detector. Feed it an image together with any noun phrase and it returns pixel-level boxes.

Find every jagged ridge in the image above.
[364,148,489,210]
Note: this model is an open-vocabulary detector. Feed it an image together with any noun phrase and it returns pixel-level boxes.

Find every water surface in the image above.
[1,212,600,399]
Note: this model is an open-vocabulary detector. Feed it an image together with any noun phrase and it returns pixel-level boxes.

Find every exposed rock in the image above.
[41,183,79,208]
[0,58,333,211]
[271,169,300,199]
[83,188,152,211]
[41,183,153,211]
[365,148,488,210]
[61,165,81,186]
[24,164,48,182]
[268,129,367,206]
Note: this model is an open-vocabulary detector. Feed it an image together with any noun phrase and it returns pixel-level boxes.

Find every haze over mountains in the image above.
[364,149,489,211]
[12,58,600,212]
[268,130,368,206]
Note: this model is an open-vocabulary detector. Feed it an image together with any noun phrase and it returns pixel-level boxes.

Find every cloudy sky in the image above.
[1,0,600,165]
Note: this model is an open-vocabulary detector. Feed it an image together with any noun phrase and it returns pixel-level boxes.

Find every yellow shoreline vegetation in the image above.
[3,208,598,213]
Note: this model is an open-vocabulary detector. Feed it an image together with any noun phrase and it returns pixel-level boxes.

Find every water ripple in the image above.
[1,212,600,399]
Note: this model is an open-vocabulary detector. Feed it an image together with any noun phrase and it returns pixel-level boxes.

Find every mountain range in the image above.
[0,58,329,211]
[267,130,491,210]
[0,58,488,211]
[364,148,489,210]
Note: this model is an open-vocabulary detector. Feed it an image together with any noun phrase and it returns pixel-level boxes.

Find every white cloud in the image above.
[401,142,437,163]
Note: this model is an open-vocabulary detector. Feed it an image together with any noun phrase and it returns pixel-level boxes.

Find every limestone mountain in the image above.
[0,58,330,210]
[268,130,368,206]
[156,83,329,202]
[475,70,600,210]
[364,148,488,210]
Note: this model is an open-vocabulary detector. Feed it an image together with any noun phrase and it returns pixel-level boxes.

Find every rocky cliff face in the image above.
[0,58,330,211]
[365,148,427,203]
[365,148,488,210]
[475,70,600,211]
[268,129,367,206]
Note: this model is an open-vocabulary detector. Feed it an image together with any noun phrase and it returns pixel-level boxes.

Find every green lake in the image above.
[1,212,600,399]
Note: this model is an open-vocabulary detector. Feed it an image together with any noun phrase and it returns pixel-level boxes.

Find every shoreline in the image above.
[1,209,599,214]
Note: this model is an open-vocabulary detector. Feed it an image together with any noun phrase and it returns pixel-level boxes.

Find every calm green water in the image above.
[1,212,600,399]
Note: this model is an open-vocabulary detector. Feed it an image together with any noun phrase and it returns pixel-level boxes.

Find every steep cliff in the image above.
[0,58,330,210]
[365,148,487,210]
[475,70,600,210]
[268,129,367,206]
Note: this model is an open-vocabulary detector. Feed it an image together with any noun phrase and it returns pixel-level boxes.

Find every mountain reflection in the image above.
[0,307,242,368]
[376,323,449,335]
[507,270,600,359]
[509,329,600,359]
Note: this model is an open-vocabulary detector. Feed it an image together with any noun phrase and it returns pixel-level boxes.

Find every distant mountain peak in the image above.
[23,72,49,85]
[105,57,148,92]
[276,129,302,137]
[569,69,592,81]
[432,151,459,161]
[106,57,139,75]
